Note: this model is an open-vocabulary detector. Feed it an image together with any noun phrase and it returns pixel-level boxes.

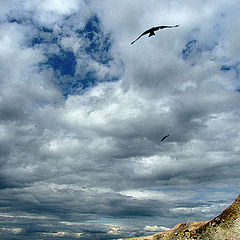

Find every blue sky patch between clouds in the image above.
[28,15,121,97]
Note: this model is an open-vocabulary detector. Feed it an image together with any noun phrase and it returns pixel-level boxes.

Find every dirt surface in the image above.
[114,195,240,240]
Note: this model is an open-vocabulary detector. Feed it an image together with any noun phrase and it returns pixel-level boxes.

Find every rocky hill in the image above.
[115,195,240,240]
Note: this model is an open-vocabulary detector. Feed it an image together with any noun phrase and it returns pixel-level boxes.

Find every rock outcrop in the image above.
[115,195,240,240]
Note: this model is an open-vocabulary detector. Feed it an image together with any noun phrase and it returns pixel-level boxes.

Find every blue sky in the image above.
[0,0,240,239]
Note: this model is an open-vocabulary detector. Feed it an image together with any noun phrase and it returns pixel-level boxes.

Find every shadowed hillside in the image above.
[115,195,240,240]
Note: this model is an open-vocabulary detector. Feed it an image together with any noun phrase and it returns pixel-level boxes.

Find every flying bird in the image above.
[161,134,169,142]
[131,25,179,45]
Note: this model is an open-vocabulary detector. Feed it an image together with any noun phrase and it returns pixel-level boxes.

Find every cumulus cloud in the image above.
[108,226,121,235]
[144,225,170,232]
[23,0,84,26]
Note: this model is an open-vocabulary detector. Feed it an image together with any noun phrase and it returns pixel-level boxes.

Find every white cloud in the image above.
[24,0,82,25]
[108,226,121,235]
[12,228,23,234]
[60,36,83,53]
[43,231,82,238]
[36,0,80,15]
[144,225,170,232]
[1,1,240,239]
[120,189,170,201]
[0,227,23,235]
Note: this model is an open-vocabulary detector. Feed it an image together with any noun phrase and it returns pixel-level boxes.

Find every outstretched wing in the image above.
[156,24,179,30]
[131,29,151,45]
[161,134,169,141]
[131,34,144,45]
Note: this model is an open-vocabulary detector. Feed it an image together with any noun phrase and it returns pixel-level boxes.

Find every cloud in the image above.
[144,225,170,232]
[108,226,121,235]
[1,0,240,239]
[0,227,23,234]
[23,0,83,26]
[43,231,82,238]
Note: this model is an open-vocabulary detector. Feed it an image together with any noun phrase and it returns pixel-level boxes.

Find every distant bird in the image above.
[161,134,169,142]
[131,25,179,45]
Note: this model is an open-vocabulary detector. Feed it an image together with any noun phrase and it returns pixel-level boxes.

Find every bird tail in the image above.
[148,31,155,37]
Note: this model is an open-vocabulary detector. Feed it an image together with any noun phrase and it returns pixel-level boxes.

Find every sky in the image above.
[0,0,240,239]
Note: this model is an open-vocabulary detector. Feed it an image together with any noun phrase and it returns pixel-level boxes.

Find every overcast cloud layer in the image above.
[0,0,240,239]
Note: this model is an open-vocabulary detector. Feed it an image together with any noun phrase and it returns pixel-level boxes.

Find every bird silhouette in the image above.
[161,134,169,142]
[131,25,179,45]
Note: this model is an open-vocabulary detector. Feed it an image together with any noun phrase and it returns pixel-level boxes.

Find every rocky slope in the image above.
[115,195,240,240]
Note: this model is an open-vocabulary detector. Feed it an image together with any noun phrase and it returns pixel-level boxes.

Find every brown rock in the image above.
[113,195,240,240]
